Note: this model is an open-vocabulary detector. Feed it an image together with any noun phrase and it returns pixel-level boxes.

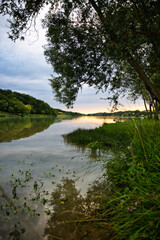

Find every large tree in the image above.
[0,0,160,107]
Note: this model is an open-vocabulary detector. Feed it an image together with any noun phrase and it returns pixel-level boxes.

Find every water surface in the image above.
[0,116,115,239]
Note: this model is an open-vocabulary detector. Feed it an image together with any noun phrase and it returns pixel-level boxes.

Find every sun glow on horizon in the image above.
[73,104,145,115]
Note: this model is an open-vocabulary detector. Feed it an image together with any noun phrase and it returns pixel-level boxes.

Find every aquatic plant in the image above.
[65,119,160,239]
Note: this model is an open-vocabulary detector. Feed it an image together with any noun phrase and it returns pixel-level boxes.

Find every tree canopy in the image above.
[0,0,160,107]
[0,89,56,115]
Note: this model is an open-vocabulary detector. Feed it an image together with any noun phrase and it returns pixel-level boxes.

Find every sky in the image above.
[0,11,145,114]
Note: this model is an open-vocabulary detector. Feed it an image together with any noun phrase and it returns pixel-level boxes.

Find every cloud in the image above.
[0,13,60,108]
[0,11,144,114]
[0,13,52,75]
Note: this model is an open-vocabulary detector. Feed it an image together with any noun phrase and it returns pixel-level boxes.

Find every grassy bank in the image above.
[64,120,155,150]
[0,111,16,117]
[0,111,80,119]
[56,113,79,119]
[0,111,56,118]
[65,119,160,239]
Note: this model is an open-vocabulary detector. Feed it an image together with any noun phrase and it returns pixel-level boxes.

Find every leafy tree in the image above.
[0,1,160,107]
[128,70,160,119]
[8,106,14,113]
[9,98,28,114]
[0,89,56,116]
[25,104,32,114]
[0,99,8,111]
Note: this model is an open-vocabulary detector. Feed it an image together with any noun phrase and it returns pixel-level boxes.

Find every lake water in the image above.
[0,116,116,240]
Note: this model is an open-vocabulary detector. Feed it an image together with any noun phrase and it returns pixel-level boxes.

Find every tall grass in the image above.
[64,120,134,149]
[103,120,160,239]
[65,119,160,239]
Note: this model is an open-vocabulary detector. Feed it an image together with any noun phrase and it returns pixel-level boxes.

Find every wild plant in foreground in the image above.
[102,120,160,239]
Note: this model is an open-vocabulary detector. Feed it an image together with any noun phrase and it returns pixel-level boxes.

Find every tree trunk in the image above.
[149,102,152,119]
[142,96,150,119]
[128,55,160,103]
[154,100,159,120]
[90,0,160,103]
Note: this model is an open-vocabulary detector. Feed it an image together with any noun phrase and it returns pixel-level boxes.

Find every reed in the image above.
[65,119,160,239]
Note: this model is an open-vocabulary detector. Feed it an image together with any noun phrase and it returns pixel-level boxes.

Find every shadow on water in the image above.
[0,176,114,240]
[0,118,58,143]
[44,178,114,240]
[0,116,117,239]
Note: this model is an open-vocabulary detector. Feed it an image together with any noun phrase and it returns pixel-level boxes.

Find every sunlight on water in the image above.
[0,116,115,239]
[73,116,116,127]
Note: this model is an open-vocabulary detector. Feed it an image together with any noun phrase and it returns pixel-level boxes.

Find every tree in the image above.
[0,99,8,111]
[44,178,113,239]
[0,89,57,116]
[8,106,14,113]
[25,104,32,114]
[9,98,29,114]
[128,68,160,119]
[1,0,160,107]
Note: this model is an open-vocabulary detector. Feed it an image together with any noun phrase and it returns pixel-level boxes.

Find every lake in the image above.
[0,116,116,239]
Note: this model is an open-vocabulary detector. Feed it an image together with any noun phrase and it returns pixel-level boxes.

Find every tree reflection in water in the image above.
[7,223,25,240]
[44,178,114,240]
[0,177,114,239]
[0,117,56,143]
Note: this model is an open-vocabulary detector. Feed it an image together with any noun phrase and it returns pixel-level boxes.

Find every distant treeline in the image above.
[54,108,82,116]
[0,89,56,116]
[87,110,146,117]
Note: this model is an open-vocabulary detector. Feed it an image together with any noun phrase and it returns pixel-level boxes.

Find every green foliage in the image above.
[87,110,146,117]
[0,117,55,143]
[65,119,160,239]
[43,0,160,106]
[0,168,50,222]
[64,120,135,150]
[1,1,160,106]
[54,108,82,117]
[0,0,46,41]
[1,116,160,238]
[25,104,32,114]
[8,106,14,113]
[0,99,8,111]
[101,120,160,239]
[0,89,56,116]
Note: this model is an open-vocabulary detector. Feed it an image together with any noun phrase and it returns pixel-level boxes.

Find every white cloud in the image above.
[0,10,144,114]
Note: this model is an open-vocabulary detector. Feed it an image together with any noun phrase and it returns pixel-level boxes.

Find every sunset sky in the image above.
[0,12,144,114]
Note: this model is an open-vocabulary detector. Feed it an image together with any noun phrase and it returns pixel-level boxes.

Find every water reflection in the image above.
[0,173,47,240]
[0,176,115,240]
[73,116,116,127]
[0,116,116,239]
[44,178,114,240]
[0,118,56,143]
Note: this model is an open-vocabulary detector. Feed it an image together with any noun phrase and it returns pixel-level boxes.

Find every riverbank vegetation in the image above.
[0,117,56,143]
[0,0,160,238]
[1,1,160,111]
[87,110,146,118]
[1,118,160,239]
[0,89,56,116]
[65,119,160,239]
[0,89,82,118]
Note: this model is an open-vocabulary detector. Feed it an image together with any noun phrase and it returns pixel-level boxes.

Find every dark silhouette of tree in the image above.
[0,1,160,107]
[44,178,114,240]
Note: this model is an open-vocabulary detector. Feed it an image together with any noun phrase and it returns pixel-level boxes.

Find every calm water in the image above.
[0,116,115,240]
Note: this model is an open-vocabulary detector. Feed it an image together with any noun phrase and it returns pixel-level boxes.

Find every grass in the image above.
[64,120,149,150]
[0,111,78,119]
[0,111,56,118]
[0,111,16,117]
[65,119,160,239]
[57,113,76,119]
